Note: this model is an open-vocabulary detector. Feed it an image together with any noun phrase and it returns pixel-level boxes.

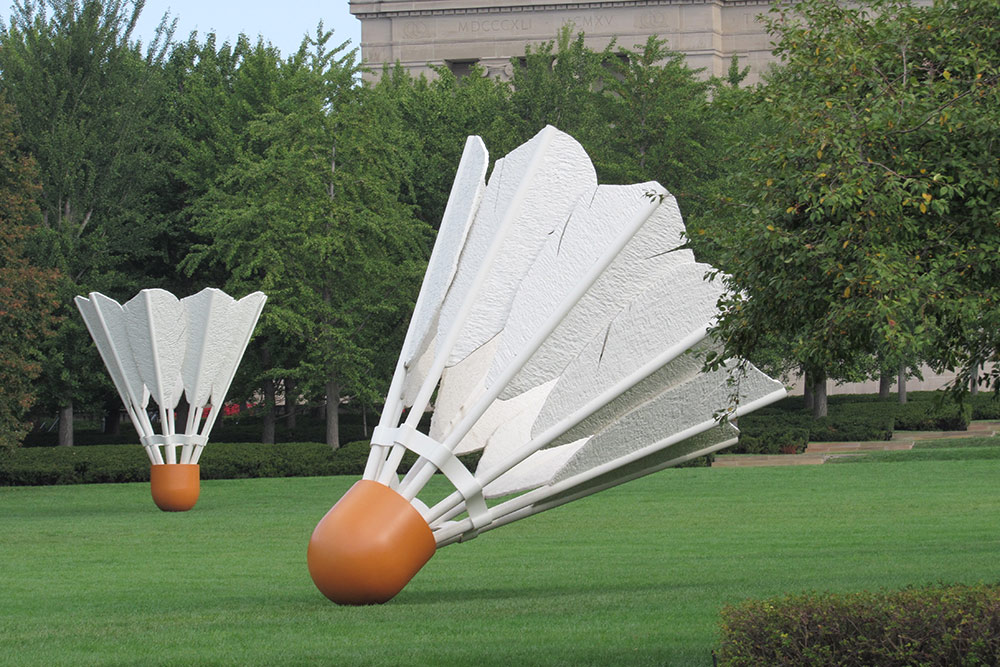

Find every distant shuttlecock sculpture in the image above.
[76,288,266,511]
[307,126,786,604]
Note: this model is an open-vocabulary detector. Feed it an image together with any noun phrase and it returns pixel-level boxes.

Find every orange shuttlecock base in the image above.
[149,464,201,512]
[308,480,436,605]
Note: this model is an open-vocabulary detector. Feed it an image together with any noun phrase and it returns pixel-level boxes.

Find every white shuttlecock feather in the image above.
[307,126,785,604]
[76,288,266,510]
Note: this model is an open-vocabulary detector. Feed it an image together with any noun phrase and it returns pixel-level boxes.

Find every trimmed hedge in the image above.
[733,426,809,455]
[717,583,1000,666]
[893,399,972,431]
[971,392,1000,420]
[734,410,893,453]
[732,392,976,454]
[0,441,412,486]
[23,412,378,447]
[1,438,709,486]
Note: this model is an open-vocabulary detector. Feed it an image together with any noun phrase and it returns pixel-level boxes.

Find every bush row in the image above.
[731,392,981,454]
[0,441,356,486]
[733,411,894,454]
[2,439,710,486]
[717,583,1000,666]
[0,440,454,486]
[23,411,378,447]
[971,392,1000,420]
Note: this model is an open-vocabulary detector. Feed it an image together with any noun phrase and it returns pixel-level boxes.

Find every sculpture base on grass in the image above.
[307,480,436,605]
[150,464,200,512]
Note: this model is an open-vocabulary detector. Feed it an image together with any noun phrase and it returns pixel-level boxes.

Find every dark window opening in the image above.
[446,59,478,79]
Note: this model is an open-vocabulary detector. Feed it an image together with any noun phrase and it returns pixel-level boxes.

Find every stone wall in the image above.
[350,0,777,83]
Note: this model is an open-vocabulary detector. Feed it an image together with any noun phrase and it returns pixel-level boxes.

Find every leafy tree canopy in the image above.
[707,0,999,408]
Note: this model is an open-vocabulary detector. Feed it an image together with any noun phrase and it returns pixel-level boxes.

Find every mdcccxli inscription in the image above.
[458,18,532,33]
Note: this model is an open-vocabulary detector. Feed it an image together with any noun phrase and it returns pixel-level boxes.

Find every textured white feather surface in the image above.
[124,289,187,412]
[501,191,688,400]
[486,183,660,394]
[528,423,740,505]
[533,261,722,442]
[78,288,265,447]
[401,137,488,406]
[208,291,267,407]
[355,126,788,547]
[437,126,597,366]
[90,292,149,409]
[181,288,230,409]
[483,437,589,498]
[552,362,784,484]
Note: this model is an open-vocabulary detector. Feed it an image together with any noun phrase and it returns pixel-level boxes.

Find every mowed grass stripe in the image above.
[1,460,999,666]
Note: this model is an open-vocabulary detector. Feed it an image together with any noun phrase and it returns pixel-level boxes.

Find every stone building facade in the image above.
[349,0,779,83]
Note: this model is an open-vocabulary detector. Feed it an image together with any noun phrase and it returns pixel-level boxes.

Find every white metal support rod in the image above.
[366,137,486,482]
[142,294,175,464]
[363,358,410,480]
[435,436,741,548]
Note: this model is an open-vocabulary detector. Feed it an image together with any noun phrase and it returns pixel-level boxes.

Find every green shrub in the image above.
[732,426,809,455]
[736,409,893,449]
[717,583,1000,666]
[733,392,972,453]
[971,392,1000,420]
[0,439,488,486]
[0,442,361,486]
[893,400,972,431]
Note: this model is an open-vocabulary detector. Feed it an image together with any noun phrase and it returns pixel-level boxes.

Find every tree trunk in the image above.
[879,371,892,399]
[174,396,190,436]
[898,363,908,404]
[812,374,828,418]
[262,376,276,444]
[803,369,814,411]
[326,378,340,451]
[58,401,73,447]
[971,362,980,396]
[103,394,121,435]
[285,378,297,430]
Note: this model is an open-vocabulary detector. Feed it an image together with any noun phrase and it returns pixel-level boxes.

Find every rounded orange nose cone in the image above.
[308,480,436,605]
[149,464,200,512]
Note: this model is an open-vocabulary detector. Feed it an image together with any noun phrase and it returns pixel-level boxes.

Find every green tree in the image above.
[509,26,612,151]
[598,35,718,219]
[370,63,517,230]
[184,29,431,447]
[0,0,175,443]
[707,0,1000,416]
[0,95,59,449]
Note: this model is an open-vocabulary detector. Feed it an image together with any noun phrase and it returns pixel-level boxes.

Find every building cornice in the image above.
[351,0,773,19]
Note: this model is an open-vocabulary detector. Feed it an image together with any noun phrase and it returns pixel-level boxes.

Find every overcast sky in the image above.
[133,1,362,56]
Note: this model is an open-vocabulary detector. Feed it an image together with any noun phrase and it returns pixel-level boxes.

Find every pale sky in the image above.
[133,1,361,57]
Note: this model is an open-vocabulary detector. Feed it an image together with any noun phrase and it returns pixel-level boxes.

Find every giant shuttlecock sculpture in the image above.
[307,126,786,604]
[76,288,266,511]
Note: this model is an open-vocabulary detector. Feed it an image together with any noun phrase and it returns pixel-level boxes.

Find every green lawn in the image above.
[2,461,999,665]
[829,435,1000,464]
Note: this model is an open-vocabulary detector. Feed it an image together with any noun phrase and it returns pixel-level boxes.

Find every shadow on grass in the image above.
[397,580,693,605]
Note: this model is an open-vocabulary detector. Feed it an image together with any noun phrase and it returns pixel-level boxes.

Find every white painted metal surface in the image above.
[76,288,266,465]
[361,126,786,547]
